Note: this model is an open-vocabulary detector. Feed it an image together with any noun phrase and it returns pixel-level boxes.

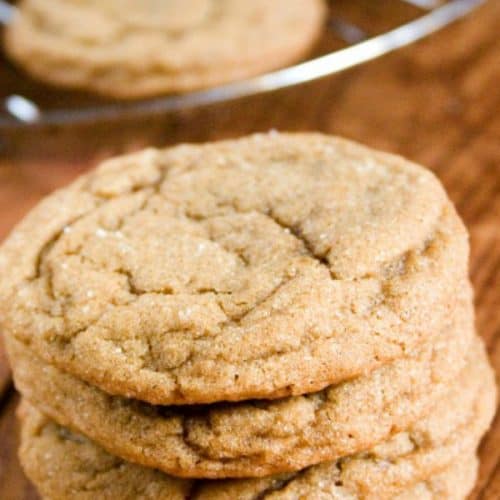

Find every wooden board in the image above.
[0,1,499,498]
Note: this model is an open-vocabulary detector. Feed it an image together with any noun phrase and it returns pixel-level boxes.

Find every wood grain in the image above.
[0,1,499,498]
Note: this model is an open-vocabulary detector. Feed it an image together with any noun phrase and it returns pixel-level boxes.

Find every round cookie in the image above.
[0,133,470,406]
[7,301,476,479]
[4,0,326,98]
[19,352,495,500]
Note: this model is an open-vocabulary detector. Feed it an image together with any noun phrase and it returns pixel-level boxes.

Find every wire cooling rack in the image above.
[0,0,485,128]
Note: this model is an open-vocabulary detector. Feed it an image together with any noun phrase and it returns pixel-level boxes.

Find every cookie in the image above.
[0,133,470,406]
[4,0,326,98]
[7,300,476,479]
[19,352,495,500]
[393,458,478,500]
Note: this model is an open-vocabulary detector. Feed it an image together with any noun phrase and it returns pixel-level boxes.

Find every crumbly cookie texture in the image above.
[392,458,479,500]
[4,0,326,97]
[0,134,469,406]
[18,345,495,500]
[7,300,476,478]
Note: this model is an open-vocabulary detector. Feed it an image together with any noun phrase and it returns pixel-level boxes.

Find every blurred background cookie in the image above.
[4,0,326,98]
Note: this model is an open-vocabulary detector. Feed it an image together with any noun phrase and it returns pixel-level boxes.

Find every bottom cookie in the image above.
[19,361,494,500]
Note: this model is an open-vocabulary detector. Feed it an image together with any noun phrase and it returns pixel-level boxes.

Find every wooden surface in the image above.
[0,1,499,498]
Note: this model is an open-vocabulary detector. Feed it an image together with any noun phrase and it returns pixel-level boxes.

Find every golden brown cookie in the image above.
[18,349,495,500]
[0,133,470,406]
[392,458,478,500]
[7,300,476,479]
[4,0,326,98]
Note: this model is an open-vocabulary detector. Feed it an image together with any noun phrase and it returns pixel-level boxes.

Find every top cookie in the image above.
[0,133,468,405]
[4,0,326,98]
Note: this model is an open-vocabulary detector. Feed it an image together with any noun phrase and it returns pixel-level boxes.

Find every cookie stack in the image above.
[0,133,496,499]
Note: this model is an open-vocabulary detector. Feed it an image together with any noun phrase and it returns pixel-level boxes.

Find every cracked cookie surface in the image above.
[18,341,495,498]
[0,134,470,406]
[7,297,476,478]
[4,0,326,97]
